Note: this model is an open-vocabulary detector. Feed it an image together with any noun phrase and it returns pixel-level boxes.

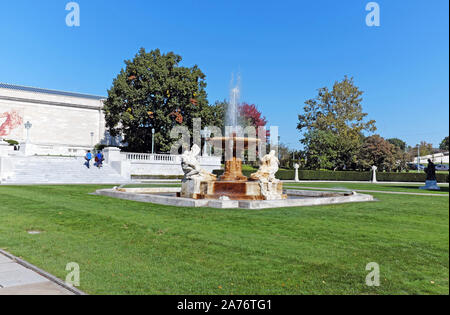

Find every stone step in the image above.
[2,157,129,184]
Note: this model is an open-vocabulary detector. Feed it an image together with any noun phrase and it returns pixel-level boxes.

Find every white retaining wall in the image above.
[104,147,222,177]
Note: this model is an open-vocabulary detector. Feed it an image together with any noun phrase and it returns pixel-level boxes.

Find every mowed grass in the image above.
[0,185,448,295]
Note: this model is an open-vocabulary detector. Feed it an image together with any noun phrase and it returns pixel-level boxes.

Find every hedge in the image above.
[212,169,449,183]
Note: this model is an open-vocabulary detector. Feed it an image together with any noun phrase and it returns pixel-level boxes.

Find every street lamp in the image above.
[278,136,281,159]
[90,132,94,147]
[24,121,32,143]
[287,142,295,160]
[152,128,155,154]
[200,127,212,156]
[417,144,420,174]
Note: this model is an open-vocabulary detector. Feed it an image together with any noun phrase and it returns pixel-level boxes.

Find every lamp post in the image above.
[278,136,281,159]
[287,142,295,160]
[201,127,211,156]
[152,128,155,154]
[24,121,32,143]
[417,144,420,173]
[90,132,94,147]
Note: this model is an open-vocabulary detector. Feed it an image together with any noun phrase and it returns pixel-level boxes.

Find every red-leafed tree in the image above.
[239,103,267,127]
[239,103,269,139]
[238,103,269,162]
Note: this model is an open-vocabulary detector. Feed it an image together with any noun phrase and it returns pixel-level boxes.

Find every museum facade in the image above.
[0,83,118,156]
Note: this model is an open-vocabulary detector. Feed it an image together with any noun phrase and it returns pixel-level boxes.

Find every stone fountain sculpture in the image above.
[181,144,216,182]
[180,139,286,201]
[180,144,217,199]
[179,77,285,201]
[249,150,285,200]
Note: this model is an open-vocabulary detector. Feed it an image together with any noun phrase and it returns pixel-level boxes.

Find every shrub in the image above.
[4,139,19,146]
[212,169,449,183]
[94,143,109,151]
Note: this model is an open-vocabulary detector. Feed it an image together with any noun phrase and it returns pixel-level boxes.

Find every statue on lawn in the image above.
[425,159,437,181]
[420,159,440,191]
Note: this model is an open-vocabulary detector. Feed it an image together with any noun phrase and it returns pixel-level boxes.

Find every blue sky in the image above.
[0,0,448,149]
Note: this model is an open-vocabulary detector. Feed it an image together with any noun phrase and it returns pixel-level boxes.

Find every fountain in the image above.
[178,79,286,201]
[93,76,374,209]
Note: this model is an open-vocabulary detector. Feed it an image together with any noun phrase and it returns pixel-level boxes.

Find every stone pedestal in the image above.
[294,164,300,182]
[371,165,378,183]
[219,157,247,181]
[103,147,123,164]
[18,142,34,156]
[419,180,440,191]
[180,178,203,199]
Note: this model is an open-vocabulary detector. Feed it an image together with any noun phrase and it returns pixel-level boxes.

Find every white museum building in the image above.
[0,83,112,155]
[0,83,220,184]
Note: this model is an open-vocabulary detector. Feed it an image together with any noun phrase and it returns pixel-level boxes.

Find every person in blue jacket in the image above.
[85,150,92,168]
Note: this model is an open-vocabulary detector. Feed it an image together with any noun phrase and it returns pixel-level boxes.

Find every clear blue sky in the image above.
[0,0,448,149]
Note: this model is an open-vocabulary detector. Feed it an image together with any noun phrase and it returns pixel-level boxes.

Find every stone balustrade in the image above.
[124,153,181,164]
[102,147,222,177]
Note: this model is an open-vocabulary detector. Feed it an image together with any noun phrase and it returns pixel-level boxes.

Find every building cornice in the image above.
[0,95,103,111]
[0,83,105,100]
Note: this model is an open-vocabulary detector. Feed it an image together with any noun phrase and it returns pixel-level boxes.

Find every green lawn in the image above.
[0,185,448,295]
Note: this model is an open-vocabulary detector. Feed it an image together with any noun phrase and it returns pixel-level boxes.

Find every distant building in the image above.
[413,152,449,164]
[0,83,119,156]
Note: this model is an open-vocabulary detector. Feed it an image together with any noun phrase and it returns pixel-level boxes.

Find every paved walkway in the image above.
[283,180,449,185]
[285,186,449,197]
[0,250,80,295]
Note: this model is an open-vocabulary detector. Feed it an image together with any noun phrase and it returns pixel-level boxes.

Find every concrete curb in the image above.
[0,249,87,295]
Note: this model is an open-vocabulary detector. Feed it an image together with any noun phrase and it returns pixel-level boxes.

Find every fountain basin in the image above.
[93,187,375,210]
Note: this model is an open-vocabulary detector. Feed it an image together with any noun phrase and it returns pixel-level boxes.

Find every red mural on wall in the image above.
[0,110,23,137]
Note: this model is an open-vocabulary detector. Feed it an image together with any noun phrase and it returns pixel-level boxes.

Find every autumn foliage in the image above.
[238,103,269,138]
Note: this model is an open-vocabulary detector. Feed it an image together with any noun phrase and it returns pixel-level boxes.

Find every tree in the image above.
[411,141,434,157]
[358,135,396,171]
[239,103,268,130]
[238,103,269,161]
[387,138,406,152]
[103,48,222,153]
[297,76,376,170]
[440,136,449,151]
[239,102,270,140]
[302,130,339,170]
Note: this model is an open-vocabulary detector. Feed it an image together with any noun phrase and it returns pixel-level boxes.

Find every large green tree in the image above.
[104,48,222,153]
[302,130,339,170]
[440,136,449,151]
[297,76,376,170]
